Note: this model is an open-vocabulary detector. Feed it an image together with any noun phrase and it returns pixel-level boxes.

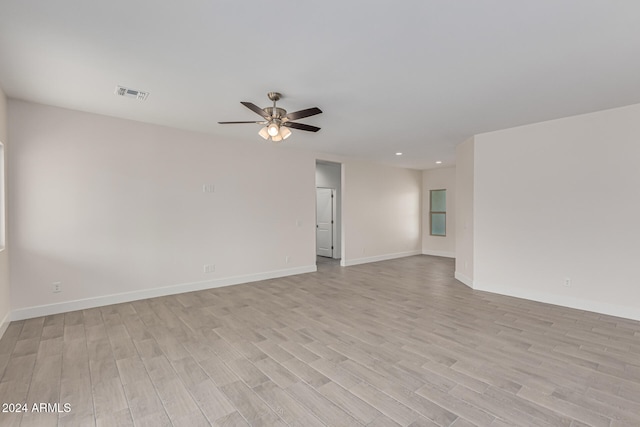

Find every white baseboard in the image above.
[422,250,455,258]
[11,265,317,321]
[0,310,10,340]
[474,282,640,322]
[454,271,474,288]
[341,250,421,267]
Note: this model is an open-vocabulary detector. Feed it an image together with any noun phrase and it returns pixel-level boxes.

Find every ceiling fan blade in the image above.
[241,102,270,119]
[283,122,321,132]
[218,121,264,124]
[284,107,322,121]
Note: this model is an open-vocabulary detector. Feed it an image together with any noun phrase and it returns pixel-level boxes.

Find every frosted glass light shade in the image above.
[258,127,269,140]
[280,127,292,140]
[267,123,280,136]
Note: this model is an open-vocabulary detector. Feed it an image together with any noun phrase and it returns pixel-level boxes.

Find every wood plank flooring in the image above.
[1,255,639,426]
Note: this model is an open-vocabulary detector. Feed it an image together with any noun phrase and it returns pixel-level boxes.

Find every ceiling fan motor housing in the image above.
[264,107,287,119]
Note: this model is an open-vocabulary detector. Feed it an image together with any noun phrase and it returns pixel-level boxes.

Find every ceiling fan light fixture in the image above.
[271,133,283,142]
[267,123,280,137]
[258,127,269,140]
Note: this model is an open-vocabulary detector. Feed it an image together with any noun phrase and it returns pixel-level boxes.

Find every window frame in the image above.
[429,189,446,237]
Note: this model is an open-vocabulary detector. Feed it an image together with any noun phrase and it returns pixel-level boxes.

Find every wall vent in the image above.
[115,85,149,101]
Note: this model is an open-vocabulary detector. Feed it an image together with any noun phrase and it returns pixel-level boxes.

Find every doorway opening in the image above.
[315,160,342,266]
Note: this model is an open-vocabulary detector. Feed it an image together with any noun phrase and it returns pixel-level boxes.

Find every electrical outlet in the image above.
[202,184,215,193]
[564,278,571,287]
[52,282,62,293]
[203,264,215,273]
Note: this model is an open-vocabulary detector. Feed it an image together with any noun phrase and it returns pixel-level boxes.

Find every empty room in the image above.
[1,1,639,426]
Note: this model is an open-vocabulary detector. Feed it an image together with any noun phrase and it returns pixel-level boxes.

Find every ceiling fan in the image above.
[218,92,322,142]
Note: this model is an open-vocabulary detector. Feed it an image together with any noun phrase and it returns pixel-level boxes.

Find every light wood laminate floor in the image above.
[1,255,639,426]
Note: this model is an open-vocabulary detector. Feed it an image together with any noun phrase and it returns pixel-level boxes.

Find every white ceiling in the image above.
[1,1,639,169]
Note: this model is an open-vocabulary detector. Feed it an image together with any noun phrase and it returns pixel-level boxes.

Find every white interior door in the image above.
[316,188,334,257]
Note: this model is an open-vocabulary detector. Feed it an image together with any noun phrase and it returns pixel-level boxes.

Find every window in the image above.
[430,189,446,236]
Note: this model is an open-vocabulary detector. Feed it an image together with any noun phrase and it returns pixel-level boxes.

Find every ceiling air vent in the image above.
[115,85,149,101]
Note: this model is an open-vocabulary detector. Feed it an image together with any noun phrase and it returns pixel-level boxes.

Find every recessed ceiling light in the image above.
[395,152,403,156]
[435,161,442,164]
